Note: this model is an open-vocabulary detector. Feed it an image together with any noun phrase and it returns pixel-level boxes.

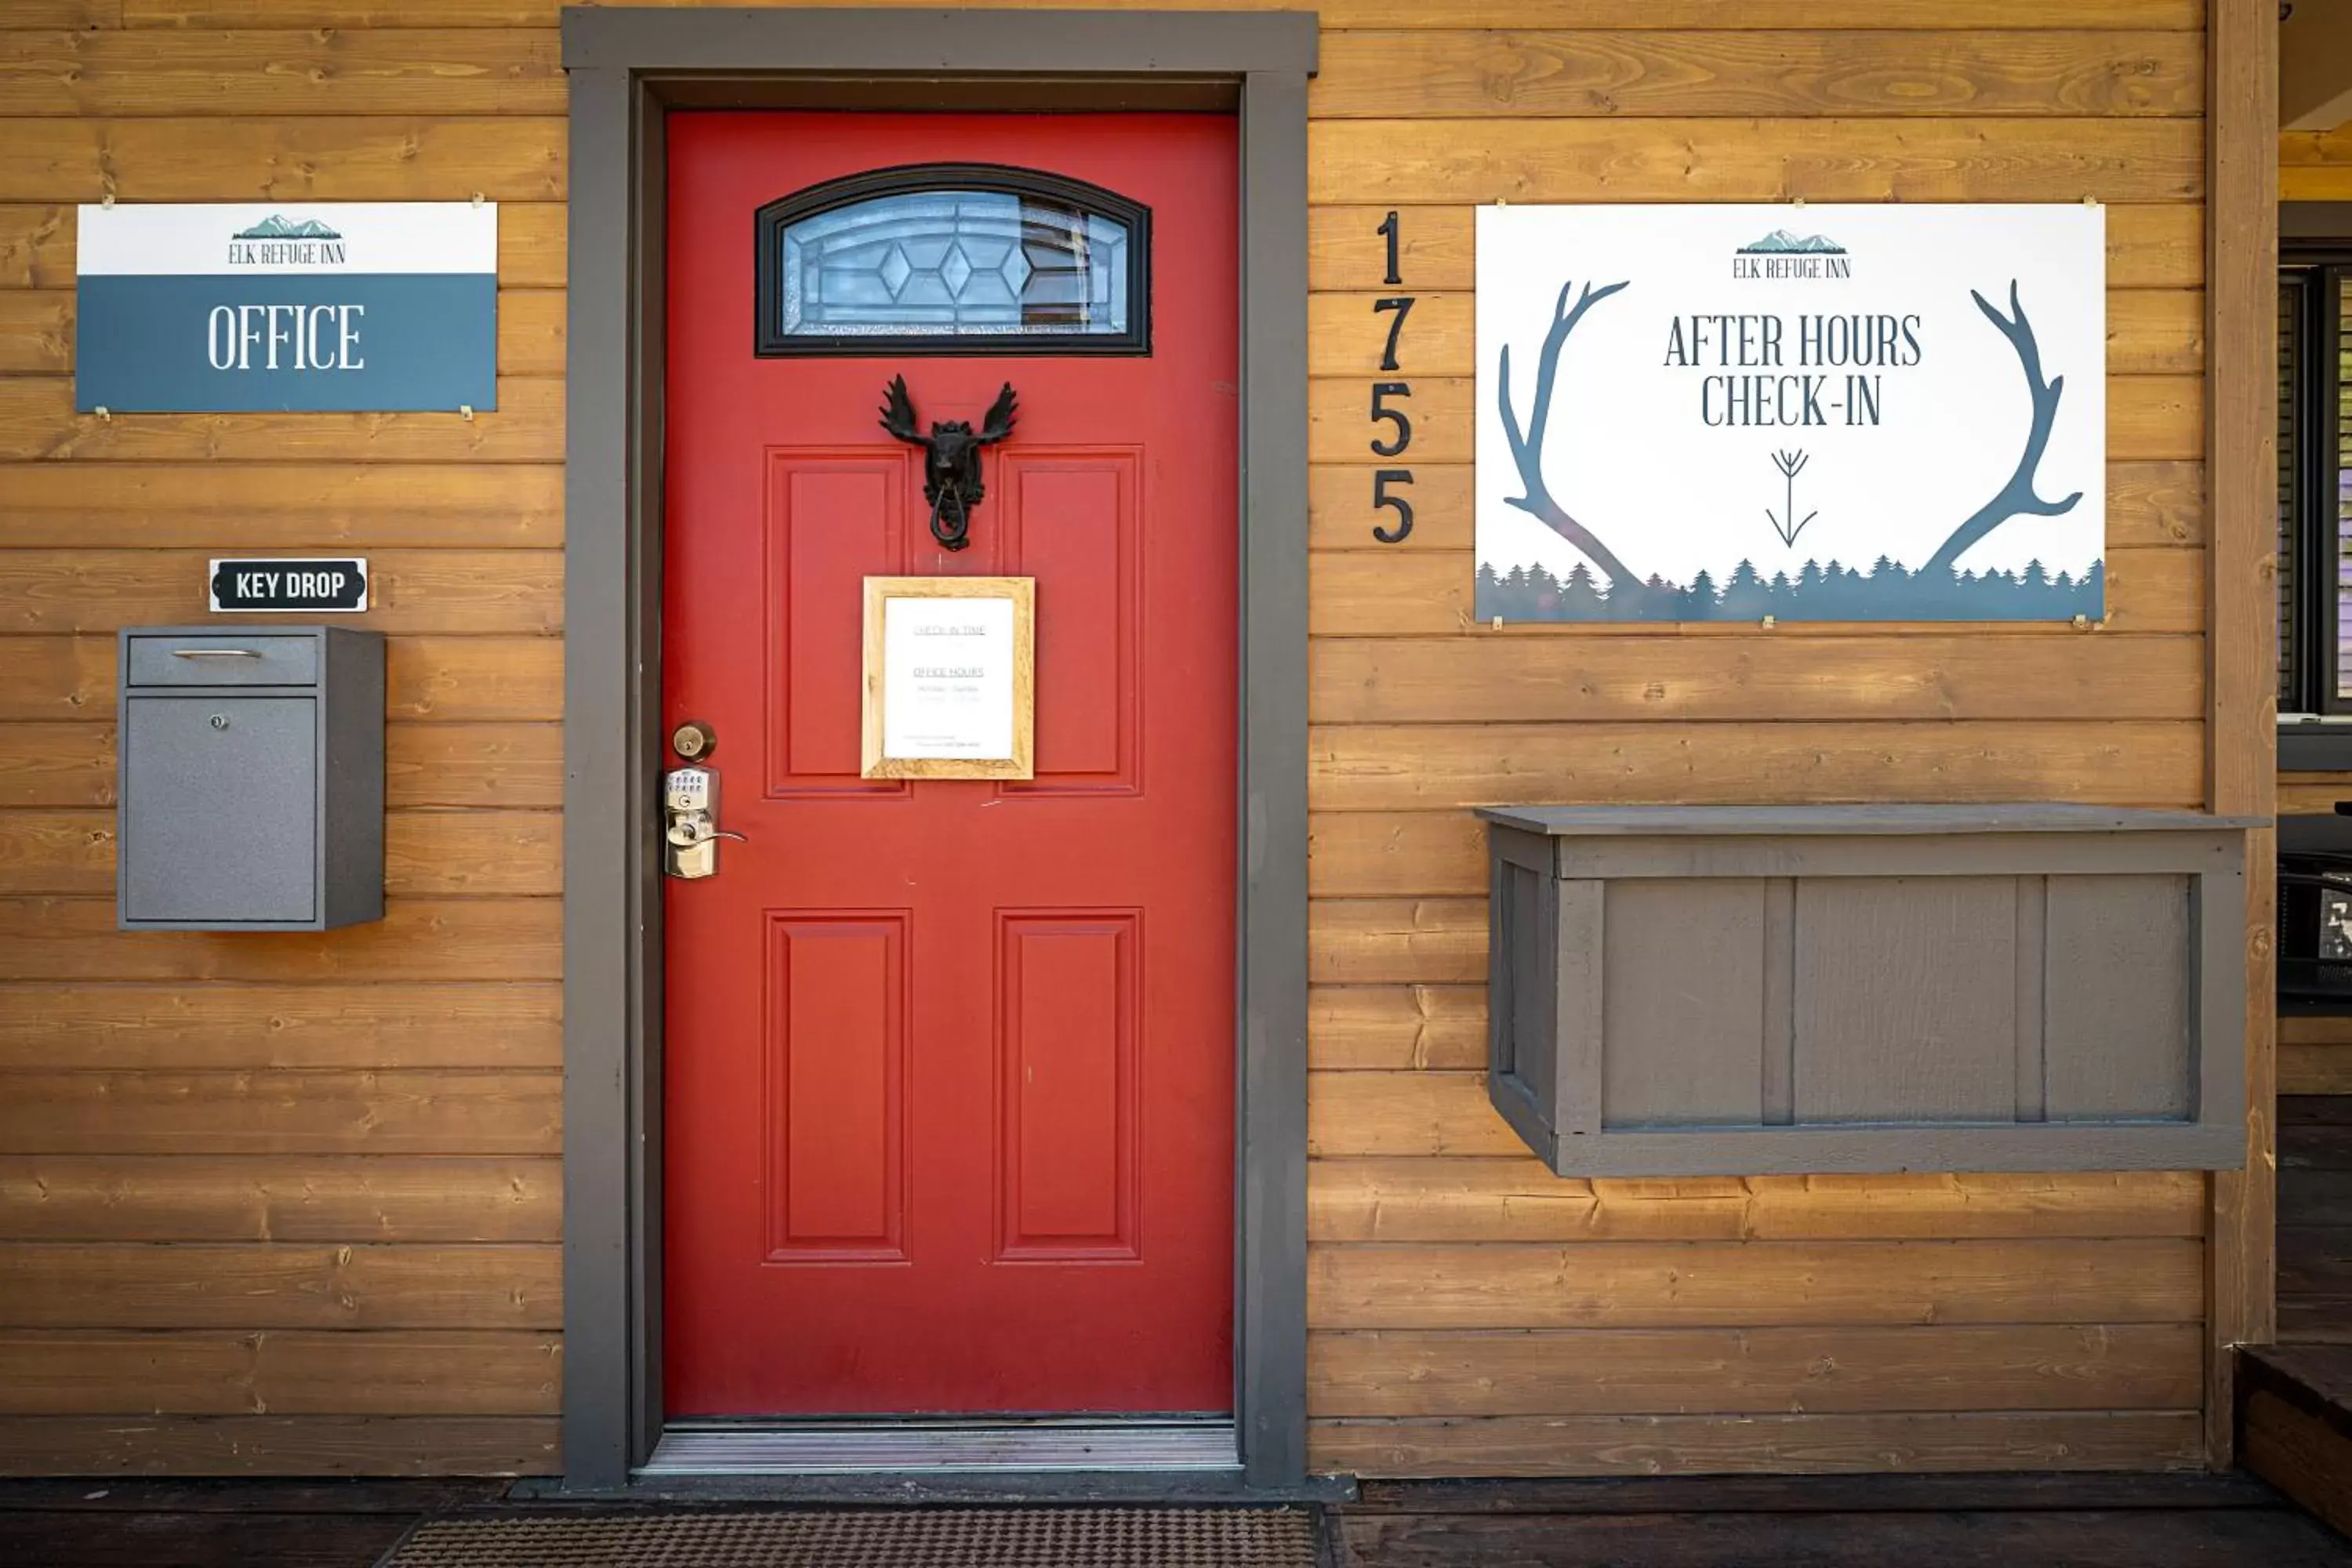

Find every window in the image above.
[2279,253,2352,715]
[754,164,1149,357]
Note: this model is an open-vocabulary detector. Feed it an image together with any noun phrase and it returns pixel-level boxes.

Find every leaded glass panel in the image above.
[756,169,1148,354]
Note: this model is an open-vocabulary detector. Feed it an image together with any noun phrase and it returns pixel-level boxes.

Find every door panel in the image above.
[662,111,1238,1418]
[764,913,908,1261]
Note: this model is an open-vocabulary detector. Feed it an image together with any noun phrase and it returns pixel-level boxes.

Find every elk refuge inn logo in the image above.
[228,214,348,267]
[1734,228,1851,280]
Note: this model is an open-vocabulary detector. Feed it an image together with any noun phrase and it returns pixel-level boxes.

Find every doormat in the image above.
[377,1507,1319,1568]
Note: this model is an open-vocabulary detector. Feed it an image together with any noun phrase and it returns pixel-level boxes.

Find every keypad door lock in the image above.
[662,754,746,880]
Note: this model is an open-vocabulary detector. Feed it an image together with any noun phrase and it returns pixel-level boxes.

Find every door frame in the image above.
[558,8,1317,1492]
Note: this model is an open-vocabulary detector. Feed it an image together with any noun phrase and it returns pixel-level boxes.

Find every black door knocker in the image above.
[878,376,1018,551]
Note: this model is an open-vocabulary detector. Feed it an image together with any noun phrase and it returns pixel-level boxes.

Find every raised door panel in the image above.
[999,451,1141,794]
[764,913,909,1261]
[996,911,1140,1260]
[763,451,911,797]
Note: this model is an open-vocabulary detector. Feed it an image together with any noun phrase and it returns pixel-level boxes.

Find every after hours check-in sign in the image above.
[75,202,496,414]
[1474,204,2107,622]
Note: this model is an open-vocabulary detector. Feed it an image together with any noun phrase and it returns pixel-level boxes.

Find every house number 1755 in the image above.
[1370,210,1414,543]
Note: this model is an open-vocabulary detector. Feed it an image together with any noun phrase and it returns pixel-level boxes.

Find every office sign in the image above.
[1475,204,2106,622]
[209,558,369,613]
[76,203,496,413]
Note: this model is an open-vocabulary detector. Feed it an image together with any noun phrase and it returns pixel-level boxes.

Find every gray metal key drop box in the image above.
[118,626,385,931]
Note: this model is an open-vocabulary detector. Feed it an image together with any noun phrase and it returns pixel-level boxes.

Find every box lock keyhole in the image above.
[209,713,230,731]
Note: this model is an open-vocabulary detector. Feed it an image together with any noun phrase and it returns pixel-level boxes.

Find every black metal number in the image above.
[1369,382,1412,458]
[1370,215,1410,541]
[1372,468,1415,543]
[1373,296,1414,373]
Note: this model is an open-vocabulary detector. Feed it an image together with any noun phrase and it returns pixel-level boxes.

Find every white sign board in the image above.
[861,577,1035,780]
[1475,204,2106,622]
[77,202,496,414]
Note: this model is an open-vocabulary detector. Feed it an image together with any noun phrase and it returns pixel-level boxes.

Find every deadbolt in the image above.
[672,720,717,760]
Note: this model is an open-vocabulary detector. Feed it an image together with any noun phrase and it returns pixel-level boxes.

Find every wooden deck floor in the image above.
[0,1472,2343,1567]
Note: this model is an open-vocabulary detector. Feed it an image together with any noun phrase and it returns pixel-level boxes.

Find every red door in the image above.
[661,111,1237,1417]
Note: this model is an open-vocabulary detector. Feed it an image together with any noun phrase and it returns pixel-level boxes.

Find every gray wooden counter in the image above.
[1480,804,2259,1176]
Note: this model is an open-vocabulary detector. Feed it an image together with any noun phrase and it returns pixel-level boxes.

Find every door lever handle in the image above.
[665,822,747,848]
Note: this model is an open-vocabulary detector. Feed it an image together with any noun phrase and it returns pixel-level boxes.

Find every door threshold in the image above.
[641,1416,1240,1476]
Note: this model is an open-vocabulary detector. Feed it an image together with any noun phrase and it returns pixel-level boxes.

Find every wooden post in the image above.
[2204,0,2281,1471]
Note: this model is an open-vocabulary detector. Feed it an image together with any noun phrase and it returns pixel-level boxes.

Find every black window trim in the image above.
[753,162,1153,358]
[2280,240,2352,781]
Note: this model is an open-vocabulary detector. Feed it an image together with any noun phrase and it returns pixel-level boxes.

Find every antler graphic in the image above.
[877,375,921,444]
[1497,278,1635,589]
[1766,449,1817,548]
[1919,281,2083,577]
[975,382,1018,445]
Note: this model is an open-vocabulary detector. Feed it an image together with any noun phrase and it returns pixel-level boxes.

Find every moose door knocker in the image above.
[878,376,1019,552]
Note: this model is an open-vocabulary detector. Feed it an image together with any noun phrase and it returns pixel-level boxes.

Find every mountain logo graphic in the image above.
[233,214,343,241]
[1737,228,1846,255]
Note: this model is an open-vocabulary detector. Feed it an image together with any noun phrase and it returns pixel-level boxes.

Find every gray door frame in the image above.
[559,7,1317,1493]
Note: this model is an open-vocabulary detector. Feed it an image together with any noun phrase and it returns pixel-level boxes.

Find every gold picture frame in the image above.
[860,575,1036,780]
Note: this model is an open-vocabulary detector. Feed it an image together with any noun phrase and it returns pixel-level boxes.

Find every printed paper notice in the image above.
[880,593,1018,760]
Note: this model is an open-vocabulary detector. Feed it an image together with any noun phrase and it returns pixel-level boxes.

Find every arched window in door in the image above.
[755,164,1149,356]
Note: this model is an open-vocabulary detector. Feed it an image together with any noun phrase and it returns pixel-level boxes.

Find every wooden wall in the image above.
[0,0,2234,1479]
[2279,126,2352,1097]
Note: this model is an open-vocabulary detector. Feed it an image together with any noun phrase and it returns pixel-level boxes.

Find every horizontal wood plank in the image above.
[1312,985,1487,1070]
[0,550,563,634]
[0,1414,558,1476]
[107,2,2212,27]
[2279,776,2352,815]
[1308,635,2207,728]
[1308,1159,2209,1242]
[1307,720,2204,813]
[0,288,564,376]
[0,722,563,809]
[1309,202,2205,292]
[0,2,123,27]
[0,117,566,201]
[0,1154,561,1241]
[2281,129,2352,202]
[0,376,562,461]
[1308,460,2204,553]
[0,982,561,1069]
[1308,376,2201,464]
[0,1329,559,1416]
[0,898,562,982]
[0,201,566,290]
[1308,1238,2205,1329]
[0,463,564,547]
[1309,1410,2201,1476]
[1311,31,2200,119]
[1311,1069,1523,1156]
[2282,1044,2352,1096]
[1312,898,1486,985]
[0,30,566,117]
[0,1069,561,1155]
[0,808,561,897]
[1311,813,1487,900]
[1308,1323,2202,1416]
[0,1242,561,1328]
[2280,1014,2352,1047]
[1306,118,2203,205]
[1307,288,2202,377]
